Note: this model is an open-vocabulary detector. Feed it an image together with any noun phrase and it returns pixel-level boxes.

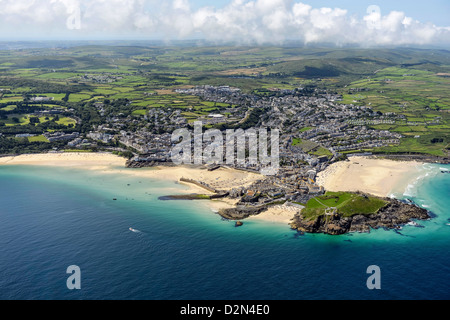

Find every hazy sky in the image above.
[0,0,449,46]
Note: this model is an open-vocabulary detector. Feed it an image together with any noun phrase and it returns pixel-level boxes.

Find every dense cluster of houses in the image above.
[75,86,404,183]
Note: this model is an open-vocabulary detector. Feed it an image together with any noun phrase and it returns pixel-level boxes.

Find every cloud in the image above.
[0,0,448,46]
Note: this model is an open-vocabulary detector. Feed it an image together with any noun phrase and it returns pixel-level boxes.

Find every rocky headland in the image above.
[289,197,431,235]
[154,163,434,236]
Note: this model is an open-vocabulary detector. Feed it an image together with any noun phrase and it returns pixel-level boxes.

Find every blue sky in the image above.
[190,0,450,26]
[0,0,448,46]
[304,0,449,26]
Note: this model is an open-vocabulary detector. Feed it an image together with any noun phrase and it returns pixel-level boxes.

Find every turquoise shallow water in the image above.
[0,164,449,300]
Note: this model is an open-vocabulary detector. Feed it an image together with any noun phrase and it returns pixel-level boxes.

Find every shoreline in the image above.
[0,152,128,168]
[0,153,261,188]
[316,156,424,198]
[0,153,429,226]
[0,152,263,216]
[246,204,300,224]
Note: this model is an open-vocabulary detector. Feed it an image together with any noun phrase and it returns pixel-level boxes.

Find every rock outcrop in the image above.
[126,160,174,168]
[290,198,431,235]
[218,206,265,220]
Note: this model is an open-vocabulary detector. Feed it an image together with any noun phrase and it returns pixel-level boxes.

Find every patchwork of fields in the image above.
[0,45,448,156]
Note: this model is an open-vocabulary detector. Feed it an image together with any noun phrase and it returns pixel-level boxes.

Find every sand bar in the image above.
[316,156,423,198]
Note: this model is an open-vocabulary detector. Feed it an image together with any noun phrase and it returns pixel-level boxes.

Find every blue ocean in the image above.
[0,163,449,300]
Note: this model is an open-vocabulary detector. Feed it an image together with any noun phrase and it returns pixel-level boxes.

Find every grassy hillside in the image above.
[302,192,388,221]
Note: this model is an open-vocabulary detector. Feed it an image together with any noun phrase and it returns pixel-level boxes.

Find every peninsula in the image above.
[152,156,433,234]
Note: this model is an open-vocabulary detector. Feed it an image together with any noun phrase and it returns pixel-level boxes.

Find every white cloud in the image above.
[173,0,190,11]
[0,0,448,46]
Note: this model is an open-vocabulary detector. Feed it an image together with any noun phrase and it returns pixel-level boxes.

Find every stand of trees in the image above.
[0,136,66,154]
[0,77,92,94]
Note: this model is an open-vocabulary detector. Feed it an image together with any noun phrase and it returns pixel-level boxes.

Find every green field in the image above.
[341,67,450,114]
[299,127,313,133]
[28,135,49,143]
[55,117,77,126]
[0,45,448,156]
[0,105,17,111]
[292,138,318,152]
[337,66,450,156]
[310,146,333,158]
[292,138,333,157]
[302,192,388,221]
[0,114,76,127]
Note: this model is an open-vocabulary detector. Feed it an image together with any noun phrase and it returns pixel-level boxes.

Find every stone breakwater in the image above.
[289,197,431,235]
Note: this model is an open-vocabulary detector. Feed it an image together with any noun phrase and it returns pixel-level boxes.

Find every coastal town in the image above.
[1,0,449,300]
[92,85,429,233]
[1,83,437,231]
[86,84,403,167]
[2,76,445,236]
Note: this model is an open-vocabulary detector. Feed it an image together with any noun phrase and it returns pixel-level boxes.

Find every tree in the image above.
[29,117,40,125]
[431,138,444,144]
[62,92,70,102]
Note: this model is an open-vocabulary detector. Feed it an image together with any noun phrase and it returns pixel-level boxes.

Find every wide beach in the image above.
[316,156,424,198]
[0,153,425,225]
[0,152,127,168]
[0,152,264,215]
[0,153,261,190]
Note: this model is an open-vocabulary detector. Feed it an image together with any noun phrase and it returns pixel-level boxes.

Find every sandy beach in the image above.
[316,156,423,198]
[135,166,263,192]
[0,152,127,168]
[2,153,424,224]
[0,153,263,190]
[0,152,264,213]
[247,204,301,224]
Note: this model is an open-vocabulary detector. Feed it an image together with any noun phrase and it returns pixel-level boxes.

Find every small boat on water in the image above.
[129,227,138,232]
